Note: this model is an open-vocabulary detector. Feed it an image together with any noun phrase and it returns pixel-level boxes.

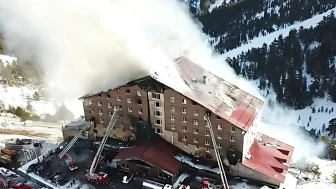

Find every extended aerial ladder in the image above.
[84,108,120,184]
[204,115,230,189]
[58,123,90,159]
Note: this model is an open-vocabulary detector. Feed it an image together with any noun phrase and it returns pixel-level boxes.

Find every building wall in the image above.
[242,121,258,158]
[230,163,281,186]
[116,160,175,184]
[162,89,244,160]
[83,85,149,138]
[147,91,166,136]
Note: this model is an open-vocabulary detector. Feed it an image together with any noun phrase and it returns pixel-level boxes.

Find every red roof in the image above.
[114,142,182,175]
[242,134,294,183]
[153,57,264,131]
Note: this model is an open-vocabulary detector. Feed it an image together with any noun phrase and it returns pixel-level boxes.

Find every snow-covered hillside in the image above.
[0,84,83,118]
[217,7,336,60]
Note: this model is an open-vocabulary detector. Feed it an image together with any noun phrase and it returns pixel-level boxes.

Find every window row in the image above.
[98,89,142,97]
[93,107,144,114]
[169,121,236,132]
[182,135,236,143]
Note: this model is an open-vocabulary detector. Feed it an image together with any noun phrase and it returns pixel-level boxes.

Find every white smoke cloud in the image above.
[0,0,325,160]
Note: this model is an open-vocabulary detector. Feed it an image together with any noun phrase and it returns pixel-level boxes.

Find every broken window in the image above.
[155,120,162,125]
[152,93,160,99]
[155,111,162,116]
[154,102,161,107]
[156,128,161,134]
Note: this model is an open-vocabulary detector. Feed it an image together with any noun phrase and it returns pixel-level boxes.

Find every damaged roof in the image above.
[242,134,294,183]
[80,57,264,131]
[152,57,264,131]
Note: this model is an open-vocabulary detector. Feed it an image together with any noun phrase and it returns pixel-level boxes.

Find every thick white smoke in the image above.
[0,0,325,160]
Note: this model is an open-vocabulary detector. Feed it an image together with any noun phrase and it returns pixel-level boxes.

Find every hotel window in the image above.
[205,140,210,145]
[231,127,236,132]
[217,134,222,139]
[206,148,210,152]
[195,152,199,157]
[230,136,236,142]
[182,135,187,140]
[126,89,131,94]
[98,101,102,106]
[182,126,187,131]
[138,109,143,114]
[193,128,198,134]
[154,102,161,107]
[193,138,198,143]
[127,107,132,112]
[171,106,175,112]
[155,120,162,125]
[98,109,102,114]
[182,117,187,123]
[108,103,112,108]
[136,91,141,96]
[194,119,199,125]
[156,128,161,134]
[170,97,175,102]
[218,124,223,130]
[152,93,160,99]
[182,99,187,104]
[127,98,131,103]
[194,110,198,116]
[182,108,187,113]
[171,124,175,130]
[170,115,175,120]
[205,131,210,136]
[117,96,121,101]
[107,94,110,99]
[155,111,162,117]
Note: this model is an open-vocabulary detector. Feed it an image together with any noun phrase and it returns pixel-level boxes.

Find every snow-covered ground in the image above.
[0,54,17,66]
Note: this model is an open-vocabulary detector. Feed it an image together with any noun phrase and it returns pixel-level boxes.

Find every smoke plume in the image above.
[0,0,325,160]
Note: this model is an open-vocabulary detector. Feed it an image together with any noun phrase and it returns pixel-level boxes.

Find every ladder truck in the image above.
[58,123,90,171]
[84,108,120,185]
[204,114,229,189]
